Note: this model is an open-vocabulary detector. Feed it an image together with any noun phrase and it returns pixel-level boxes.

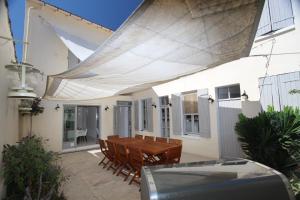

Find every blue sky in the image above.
[7,0,143,62]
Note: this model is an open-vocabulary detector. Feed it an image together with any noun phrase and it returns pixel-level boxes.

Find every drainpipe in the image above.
[22,6,34,64]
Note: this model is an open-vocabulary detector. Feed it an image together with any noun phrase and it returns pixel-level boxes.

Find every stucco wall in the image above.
[20,96,132,152]
[0,0,19,197]
[131,0,300,158]
[23,0,300,159]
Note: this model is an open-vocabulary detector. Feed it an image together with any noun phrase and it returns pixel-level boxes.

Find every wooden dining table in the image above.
[108,137,177,156]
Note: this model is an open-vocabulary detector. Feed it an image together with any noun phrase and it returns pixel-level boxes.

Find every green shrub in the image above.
[2,136,67,200]
[235,106,300,196]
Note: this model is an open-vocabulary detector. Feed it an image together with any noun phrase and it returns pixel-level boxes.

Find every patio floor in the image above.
[59,150,212,200]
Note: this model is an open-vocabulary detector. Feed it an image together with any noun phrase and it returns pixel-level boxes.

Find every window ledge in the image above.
[181,134,202,140]
[254,25,295,43]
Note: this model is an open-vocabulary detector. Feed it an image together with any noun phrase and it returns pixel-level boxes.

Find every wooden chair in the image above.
[107,135,119,140]
[106,140,120,174]
[156,137,168,143]
[169,138,182,145]
[98,139,110,168]
[128,147,144,185]
[115,143,132,181]
[135,134,143,140]
[163,145,182,164]
[144,136,154,142]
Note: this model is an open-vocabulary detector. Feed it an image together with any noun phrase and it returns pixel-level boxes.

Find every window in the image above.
[183,91,199,135]
[256,0,294,36]
[218,85,241,100]
[68,50,80,69]
[159,96,170,137]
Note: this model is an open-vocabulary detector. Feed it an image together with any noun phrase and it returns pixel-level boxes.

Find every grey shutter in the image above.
[197,89,211,138]
[278,71,300,109]
[134,101,139,131]
[113,106,118,135]
[147,98,153,132]
[259,76,281,111]
[269,0,294,31]
[171,94,182,135]
[256,0,272,36]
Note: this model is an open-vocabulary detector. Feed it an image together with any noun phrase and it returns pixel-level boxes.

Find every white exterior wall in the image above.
[131,0,300,158]
[0,0,20,197]
[24,0,300,158]
[21,0,116,152]
[21,96,132,152]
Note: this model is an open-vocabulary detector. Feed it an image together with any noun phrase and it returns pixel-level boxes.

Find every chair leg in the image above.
[113,163,121,174]
[124,169,132,182]
[98,157,106,166]
[116,164,125,176]
[103,160,110,169]
[129,171,137,185]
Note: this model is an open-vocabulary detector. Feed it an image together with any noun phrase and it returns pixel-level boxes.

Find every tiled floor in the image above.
[59,150,211,200]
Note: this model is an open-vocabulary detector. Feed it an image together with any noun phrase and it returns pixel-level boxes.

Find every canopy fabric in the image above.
[44,0,264,100]
[51,26,98,61]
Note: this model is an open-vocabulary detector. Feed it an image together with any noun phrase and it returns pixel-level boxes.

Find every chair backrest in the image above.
[107,135,119,140]
[144,136,154,142]
[169,138,182,145]
[116,143,128,163]
[128,147,144,172]
[156,137,168,143]
[99,139,107,152]
[106,140,116,159]
[135,134,143,140]
[166,145,182,164]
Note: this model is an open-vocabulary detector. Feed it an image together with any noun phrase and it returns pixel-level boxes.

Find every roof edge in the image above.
[29,0,113,33]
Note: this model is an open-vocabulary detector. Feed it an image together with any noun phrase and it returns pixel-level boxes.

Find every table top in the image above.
[108,137,178,155]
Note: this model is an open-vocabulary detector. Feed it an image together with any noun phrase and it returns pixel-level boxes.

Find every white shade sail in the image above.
[52,26,98,61]
[44,0,264,100]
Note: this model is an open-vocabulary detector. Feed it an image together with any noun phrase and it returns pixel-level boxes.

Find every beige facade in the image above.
[0,0,20,197]
[21,0,300,159]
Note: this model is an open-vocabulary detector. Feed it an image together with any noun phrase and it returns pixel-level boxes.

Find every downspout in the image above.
[22,6,34,64]
[22,6,34,136]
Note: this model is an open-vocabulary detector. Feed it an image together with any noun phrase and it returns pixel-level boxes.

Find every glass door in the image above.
[63,105,77,149]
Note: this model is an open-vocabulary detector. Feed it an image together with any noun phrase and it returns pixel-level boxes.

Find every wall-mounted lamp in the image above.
[104,106,109,111]
[167,103,172,107]
[208,95,214,103]
[152,103,157,108]
[241,90,249,100]
[55,104,60,110]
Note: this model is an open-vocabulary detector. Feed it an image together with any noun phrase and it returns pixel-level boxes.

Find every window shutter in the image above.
[269,0,294,31]
[197,89,211,138]
[256,0,272,36]
[147,98,153,132]
[113,106,118,135]
[134,101,139,131]
[171,94,182,135]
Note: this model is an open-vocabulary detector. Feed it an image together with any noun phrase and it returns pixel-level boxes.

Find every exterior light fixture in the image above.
[208,95,214,103]
[152,103,157,108]
[104,106,109,111]
[167,103,172,107]
[241,90,249,100]
[55,104,60,110]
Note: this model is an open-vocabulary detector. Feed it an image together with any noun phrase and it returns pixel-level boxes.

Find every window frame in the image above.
[181,91,200,136]
[217,84,241,101]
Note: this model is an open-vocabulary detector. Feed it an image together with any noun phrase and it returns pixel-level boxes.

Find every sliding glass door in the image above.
[63,105,77,149]
[63,105,100,150]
